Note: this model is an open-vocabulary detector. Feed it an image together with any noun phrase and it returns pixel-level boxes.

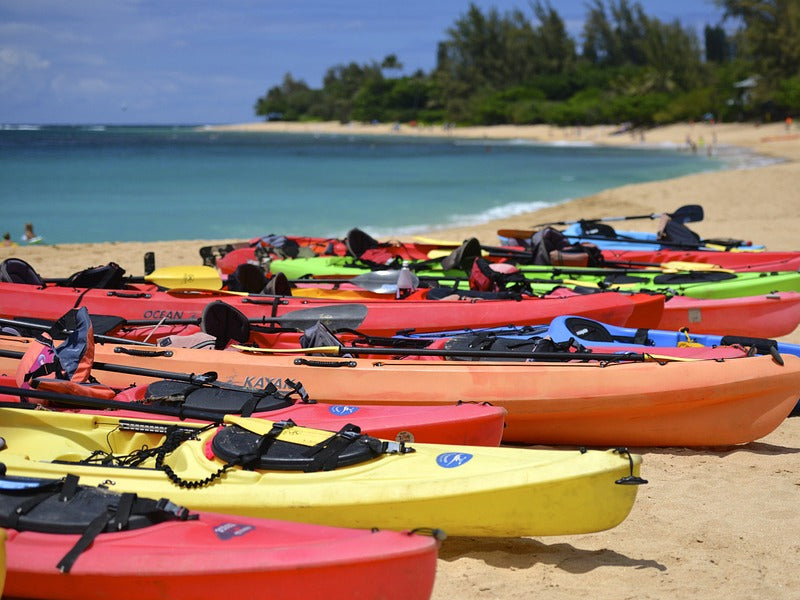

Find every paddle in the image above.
[531,204,704,228]
[0,347,223,386]
[46,265,223,291]
[0,387,371,451]
[114,303,369,332]
[234,344,694,363]
[0,316,154,346]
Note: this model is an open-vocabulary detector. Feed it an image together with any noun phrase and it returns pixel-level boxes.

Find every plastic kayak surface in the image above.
[0,373,506,447]
[1,473,439,600]
[1,336,794,447]
[0,280,662,337]
[0,406,643,537]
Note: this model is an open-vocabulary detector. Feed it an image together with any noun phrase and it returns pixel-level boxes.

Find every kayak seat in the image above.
[578,221,617,237]
[0,472,193,573]
[0,472,188,535]
[62,262,126,289]
[227,263,269,293]
[211,423,388,472]
[263,271,292,296]
[562,316,615,343]
[201,301,251,349]
[0,258,46,286]
[144,379,294,415]
[345,227,381,258]
[441,237,482,271]
[560,316,652,346]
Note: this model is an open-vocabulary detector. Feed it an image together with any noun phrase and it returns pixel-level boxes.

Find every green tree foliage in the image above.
[252,1,798,126]
[716,0,800,114]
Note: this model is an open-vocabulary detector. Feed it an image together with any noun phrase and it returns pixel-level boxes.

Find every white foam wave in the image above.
[1,124,41,131]
[354,199,566,239]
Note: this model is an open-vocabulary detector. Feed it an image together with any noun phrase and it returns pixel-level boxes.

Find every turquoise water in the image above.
[0,125,726,244]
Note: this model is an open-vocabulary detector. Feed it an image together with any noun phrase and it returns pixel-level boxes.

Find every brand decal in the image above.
[239,375,288,390]
[214,522,255,540]
[142,310,185,320]
[328,405,359,416]
[435,452,473,468]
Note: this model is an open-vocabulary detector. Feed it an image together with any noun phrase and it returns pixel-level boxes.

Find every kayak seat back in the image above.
[201,301,251,349]
[0,472,193,573]
[227,263,268,293]
[0,258,45,286]
[61,262,126,289]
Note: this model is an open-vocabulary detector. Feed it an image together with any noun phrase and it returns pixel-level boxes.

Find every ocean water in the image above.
[0,125,731,245]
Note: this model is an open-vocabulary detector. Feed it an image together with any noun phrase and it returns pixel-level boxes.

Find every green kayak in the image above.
[269,255,800,300]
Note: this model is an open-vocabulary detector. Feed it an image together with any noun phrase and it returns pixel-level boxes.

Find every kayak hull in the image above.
[0,407,642,537]
[659,292,800,337]
[4,507,438,600]
[0,281,659,337]
[2,336,793,447]
[0,374,506,447]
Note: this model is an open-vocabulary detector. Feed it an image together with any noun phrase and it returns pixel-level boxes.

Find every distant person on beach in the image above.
[22,223,36,242]
[786,116,793,131]
[2,232,16,247]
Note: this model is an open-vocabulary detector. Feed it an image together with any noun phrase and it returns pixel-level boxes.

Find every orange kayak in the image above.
[2,335,793,448]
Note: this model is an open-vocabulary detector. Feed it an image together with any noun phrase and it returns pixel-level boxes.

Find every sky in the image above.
[0,1,729,125]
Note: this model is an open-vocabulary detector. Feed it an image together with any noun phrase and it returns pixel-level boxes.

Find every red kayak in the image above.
[0,373,505,446]
[659,292,800,338]
[2,473,439,600]
[0,280,663,338]
[208,230,439,275]
[600,248,800,272]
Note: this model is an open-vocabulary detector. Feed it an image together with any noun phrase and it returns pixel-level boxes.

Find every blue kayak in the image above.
[398,314,798,360]
[558,222,765,252]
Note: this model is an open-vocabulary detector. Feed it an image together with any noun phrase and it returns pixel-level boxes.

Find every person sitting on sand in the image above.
[2,232,16,247]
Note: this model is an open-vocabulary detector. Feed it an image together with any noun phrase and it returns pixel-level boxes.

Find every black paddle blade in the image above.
[270,304,369,331]
[669,204,703,224]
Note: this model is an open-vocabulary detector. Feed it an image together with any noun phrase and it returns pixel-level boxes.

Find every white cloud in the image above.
[0,47,50,70]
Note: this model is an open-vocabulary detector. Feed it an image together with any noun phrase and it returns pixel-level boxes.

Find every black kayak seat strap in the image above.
[302,424,363,472]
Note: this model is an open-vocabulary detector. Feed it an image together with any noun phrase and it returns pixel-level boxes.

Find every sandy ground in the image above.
[2,120,799,599]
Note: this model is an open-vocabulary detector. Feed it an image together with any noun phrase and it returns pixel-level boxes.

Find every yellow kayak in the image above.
[0,406,643,537]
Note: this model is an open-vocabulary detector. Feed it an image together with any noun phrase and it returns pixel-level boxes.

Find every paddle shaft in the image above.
[0,317,154,346]
[0,347,263,393]
[531,204,703,228]
[292,345,655,363]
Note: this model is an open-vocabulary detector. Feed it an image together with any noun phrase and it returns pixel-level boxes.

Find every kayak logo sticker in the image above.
[328,405,359,416]
[436,452,473,468]
[214,522,255,540]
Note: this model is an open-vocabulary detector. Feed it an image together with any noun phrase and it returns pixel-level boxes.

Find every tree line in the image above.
[254,0,800,127]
